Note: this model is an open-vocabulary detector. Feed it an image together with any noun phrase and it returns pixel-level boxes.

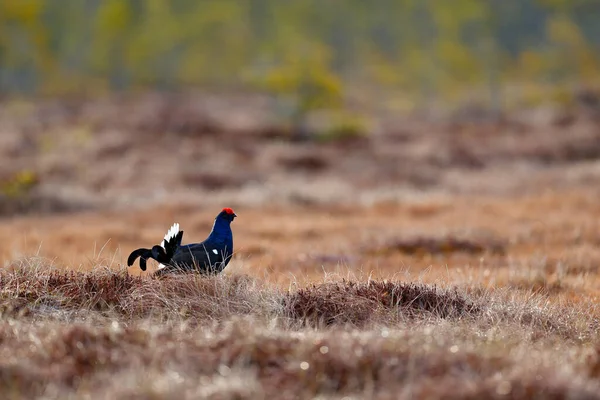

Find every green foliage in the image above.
[545,14,600,80]
[259,41,343,120]
[0,0,599,107]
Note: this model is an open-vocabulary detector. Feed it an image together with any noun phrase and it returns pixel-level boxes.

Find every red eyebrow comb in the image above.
[222,207,235,215]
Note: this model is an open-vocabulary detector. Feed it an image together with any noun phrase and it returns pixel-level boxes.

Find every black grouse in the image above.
[127,207,237,276]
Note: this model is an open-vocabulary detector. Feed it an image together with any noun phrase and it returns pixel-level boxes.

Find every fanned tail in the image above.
[161,223,184,260]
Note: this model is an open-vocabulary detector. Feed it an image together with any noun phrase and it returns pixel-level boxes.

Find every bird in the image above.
[127,207,237,276]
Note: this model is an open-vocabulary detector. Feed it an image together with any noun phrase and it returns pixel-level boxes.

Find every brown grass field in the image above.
[1,94,600,399]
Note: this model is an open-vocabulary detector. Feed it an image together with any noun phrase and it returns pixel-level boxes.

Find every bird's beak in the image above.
[233,213,238,218]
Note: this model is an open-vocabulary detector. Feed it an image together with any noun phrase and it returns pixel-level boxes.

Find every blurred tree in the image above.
[430,0,488,102]
[91,0,134,90]
[0,0,50,93]
[546,11,600,82]
[0,0,598,110]
[260,40,343,141]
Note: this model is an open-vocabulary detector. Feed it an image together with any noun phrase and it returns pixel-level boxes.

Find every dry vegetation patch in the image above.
[0,261,598,398]
[0,318,599,399]
[3,95,600,215]
[0,262,144,313]
[283,280,482,327]
[368,234,507,257]
[0,261,277,323]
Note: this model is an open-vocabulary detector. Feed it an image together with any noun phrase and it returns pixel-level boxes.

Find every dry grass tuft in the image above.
[283,280,481,327]
[125,273,277,323]
[0,261,144,313]
[0,260,278,324]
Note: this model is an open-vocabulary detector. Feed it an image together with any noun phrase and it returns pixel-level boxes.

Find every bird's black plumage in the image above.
[127,208,236,276]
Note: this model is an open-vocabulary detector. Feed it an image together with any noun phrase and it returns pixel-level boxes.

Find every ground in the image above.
[0,92,599,399]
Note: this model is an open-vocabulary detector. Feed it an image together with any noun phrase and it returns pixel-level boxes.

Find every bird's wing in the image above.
[171,243,223,271]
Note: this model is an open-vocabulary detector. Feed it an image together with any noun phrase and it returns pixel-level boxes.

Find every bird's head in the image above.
[217,207,237,222]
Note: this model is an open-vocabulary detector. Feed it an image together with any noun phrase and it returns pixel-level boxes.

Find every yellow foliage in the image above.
[0,0,44,23]
[362,48,404,87]
[546,14,600,80]
[0,0,599,108]
[316,112,369,143]
[1,170,39,198]
[547,15,584,46]
[518,51,546,77]
[95,0,132,34]
[0,0,52,73]
[437,40,483,85]
[261,42,343,113]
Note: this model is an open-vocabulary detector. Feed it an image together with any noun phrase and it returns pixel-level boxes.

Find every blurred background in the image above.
[1,0,600,217]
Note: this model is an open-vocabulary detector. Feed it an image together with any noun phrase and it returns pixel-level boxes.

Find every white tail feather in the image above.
[161,222,180,249]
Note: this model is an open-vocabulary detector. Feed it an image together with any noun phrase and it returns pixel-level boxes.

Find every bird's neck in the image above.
[207,218,232,244]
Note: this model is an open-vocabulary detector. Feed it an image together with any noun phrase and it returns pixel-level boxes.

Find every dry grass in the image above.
[2,94,600,398]
[3,187,600,300]
[0,261,599,399]
[0,179,599,399]
[2,93,600,213]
